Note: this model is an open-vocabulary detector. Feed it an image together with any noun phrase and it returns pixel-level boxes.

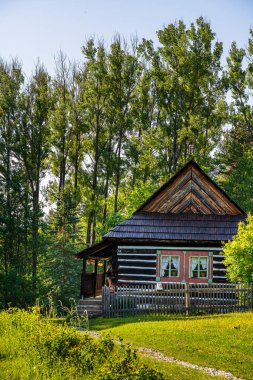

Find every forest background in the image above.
[0,17,253,308]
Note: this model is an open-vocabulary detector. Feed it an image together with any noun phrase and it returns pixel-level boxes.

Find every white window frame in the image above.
[160,255,180,278]
[189,256,208,279]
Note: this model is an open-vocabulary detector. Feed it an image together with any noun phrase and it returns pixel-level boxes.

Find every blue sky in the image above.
[0,0,252,76]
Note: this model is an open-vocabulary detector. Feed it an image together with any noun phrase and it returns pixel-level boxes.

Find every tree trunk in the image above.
[172,112,178,173]
[4,124,12,307]
[89,83,101,244]
[103,173,110,226]
[31,187,39,299]
[114,126,123,213]
[86,212,93,247]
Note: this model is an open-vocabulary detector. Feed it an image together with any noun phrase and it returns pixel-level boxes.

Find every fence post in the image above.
[185,283,190,315]
[102,286,105,317]
[102,285,110,317]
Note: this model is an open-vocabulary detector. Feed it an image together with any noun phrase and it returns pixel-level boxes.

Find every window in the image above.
[161,255,180,277]
[189,256,208,278]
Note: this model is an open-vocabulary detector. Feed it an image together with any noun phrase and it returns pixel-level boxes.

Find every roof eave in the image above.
[75,241,113,259]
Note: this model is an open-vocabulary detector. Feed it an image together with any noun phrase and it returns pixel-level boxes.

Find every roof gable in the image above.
[136,160,245,216]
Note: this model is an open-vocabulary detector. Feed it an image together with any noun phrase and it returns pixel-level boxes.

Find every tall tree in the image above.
[15,64,52,299]
[47,51,73,235]
[107,36,141,213]
[79,39,109,245]
[216,30,253,212]
[0,59,31,306]
[140,17,224,175]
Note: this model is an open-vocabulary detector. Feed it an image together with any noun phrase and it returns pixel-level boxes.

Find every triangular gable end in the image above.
[136,160,245,216]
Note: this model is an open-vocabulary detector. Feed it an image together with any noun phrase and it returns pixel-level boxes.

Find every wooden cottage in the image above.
[77,159,246,298]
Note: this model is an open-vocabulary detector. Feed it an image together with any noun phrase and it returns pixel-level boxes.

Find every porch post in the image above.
[93,259,98,297]
[103,260,107,286]
[80,257,86,299]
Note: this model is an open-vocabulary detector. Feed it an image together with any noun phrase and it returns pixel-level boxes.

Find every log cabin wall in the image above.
[116,246,227,284]
[117,248,157,284]
[213,253,226,282]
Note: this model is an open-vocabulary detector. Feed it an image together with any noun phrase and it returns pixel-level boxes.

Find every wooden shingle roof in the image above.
[104,212,245,242]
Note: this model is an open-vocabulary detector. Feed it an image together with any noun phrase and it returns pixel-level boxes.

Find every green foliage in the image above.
[138,17,225,174]
[0,309,163,380]
[95,342,164,380]
[223,215,253,283]
[40,231,82,307]
[219,150,253,213]
[96,212,126,238]
[0,21,253,310]
[62,301,89,329]
[0,271,33,309]
[125,181,157,215]
[216,31,253,183]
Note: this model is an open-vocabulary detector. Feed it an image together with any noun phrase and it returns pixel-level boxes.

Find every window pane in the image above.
[190,257,199,278]
[189,256,208,278]
[161,256,170,277]
[199,257,208,277]
[160,255,180,277]
[200,258,208,270]
[170,256,179,276]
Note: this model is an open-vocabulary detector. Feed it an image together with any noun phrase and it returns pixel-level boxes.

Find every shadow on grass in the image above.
[89,312,235,331]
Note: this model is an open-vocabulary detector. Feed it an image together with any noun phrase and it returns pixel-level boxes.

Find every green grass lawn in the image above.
[90,312,253,380]
[140,356,227,380]
[80,332,228,380]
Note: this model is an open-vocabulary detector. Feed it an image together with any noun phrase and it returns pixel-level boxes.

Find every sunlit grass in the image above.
[90,312,253,380]
[0,309,163,380]
[140,356,227,380]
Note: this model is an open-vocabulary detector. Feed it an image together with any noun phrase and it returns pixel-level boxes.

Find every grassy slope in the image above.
[90,312,253,380]
[0,310,164,380]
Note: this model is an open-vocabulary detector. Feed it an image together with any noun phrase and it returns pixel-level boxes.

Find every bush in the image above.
[0,309,164,380]
[223,214,253,283]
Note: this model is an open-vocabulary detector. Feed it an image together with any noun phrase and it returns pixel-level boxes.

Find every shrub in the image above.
[0,309,164,380]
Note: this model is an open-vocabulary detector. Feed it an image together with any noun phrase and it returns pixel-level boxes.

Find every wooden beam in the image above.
[93,259,98,297]
[80,258,86,298]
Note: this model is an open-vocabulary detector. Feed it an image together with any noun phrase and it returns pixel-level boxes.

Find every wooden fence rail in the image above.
[102,283,253,318]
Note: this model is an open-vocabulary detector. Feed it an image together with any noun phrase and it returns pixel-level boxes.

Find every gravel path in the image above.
[84,330,244,380]
[137,346,243,380]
